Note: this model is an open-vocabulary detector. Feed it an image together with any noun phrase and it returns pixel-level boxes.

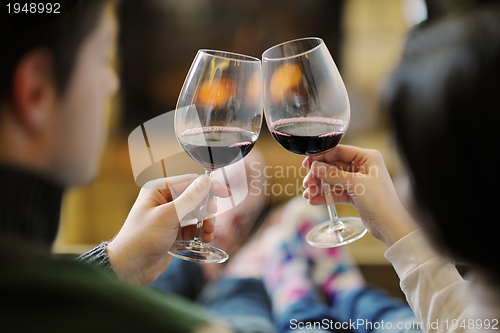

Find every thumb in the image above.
[172,175,211,221]
[311,161,356,189]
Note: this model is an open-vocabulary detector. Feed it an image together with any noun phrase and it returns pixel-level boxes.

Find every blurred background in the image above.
[54,0,432,298]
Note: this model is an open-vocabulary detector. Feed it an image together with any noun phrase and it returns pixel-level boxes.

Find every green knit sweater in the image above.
[0,165,221,332]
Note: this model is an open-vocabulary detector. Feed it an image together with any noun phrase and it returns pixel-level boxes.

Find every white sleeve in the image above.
[385,229,471,332]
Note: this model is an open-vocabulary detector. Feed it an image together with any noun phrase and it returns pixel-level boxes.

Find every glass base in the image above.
[306,216,367,248]
[168,240,229,264]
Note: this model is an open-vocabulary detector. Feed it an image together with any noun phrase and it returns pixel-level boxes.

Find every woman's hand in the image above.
[106,174,230,286]
[302,145,418,248]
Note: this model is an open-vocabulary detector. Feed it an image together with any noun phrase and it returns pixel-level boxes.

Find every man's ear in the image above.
[11,49,55,133]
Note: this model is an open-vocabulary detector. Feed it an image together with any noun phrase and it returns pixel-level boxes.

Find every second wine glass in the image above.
[262,37,367,247]
[170,50,263,263]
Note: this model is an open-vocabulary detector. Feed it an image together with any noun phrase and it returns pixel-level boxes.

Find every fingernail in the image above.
[302,173,311,187]
[312,161,326,175]
[196,176,209,190]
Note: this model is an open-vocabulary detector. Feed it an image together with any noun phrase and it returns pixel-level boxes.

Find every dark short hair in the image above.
[0,0,109,101]
[386,3,500,281]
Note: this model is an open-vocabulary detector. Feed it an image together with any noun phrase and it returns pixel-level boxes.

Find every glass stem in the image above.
[322,180,344,232]
[191,169,214,249]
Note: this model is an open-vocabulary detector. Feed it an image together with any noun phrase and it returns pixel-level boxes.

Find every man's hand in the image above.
[107,174,230,286]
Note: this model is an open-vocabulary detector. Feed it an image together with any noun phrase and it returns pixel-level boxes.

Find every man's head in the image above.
[0,0,118,186]
[386,3,500,280]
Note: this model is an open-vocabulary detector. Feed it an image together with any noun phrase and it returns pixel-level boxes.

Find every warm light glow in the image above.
[270,63,302,102]
[197,78,235,107]
[247,71,261,104]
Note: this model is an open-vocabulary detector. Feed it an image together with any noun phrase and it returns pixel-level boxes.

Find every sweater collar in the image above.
[0,164,64,249]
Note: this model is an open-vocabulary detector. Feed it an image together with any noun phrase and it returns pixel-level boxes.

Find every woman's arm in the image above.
[302,145,471,331]
[386,230,470,332]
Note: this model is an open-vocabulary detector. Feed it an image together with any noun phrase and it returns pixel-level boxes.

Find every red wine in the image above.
[270,117,345,156]
[179,127,257,170]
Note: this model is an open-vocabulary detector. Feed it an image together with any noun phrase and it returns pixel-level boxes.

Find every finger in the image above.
[302,182,322,199]
[201,218,215,243]
[168,177,199,200]
[202,218,215,234]
[202,231,213,243]
[170,177,230,199]
[210,179,232,198]
[143,174,199,200]
[303,183,346,199]
[180,219,215,242]
[172,175,212,221]
[311,161,356,189]
[303,154,354,171]
[166,173,200,185]
[179,199,217,220]
[302,156,316,169]
[303,171,349,199]
[321,145,382,172]
[302,171,321,189]
[321,144,363,165]
[207,196,218,215]
[305,189,351,206]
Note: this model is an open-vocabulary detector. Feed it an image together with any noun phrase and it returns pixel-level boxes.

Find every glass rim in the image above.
[262,37,324,61]
[198,49,261,63]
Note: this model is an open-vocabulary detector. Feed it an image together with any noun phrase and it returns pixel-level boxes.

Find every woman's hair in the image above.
[386,3,500,281]
[0,0,110,101]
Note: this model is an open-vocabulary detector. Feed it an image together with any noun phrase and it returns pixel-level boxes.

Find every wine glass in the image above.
[262,37,367,247]
[169,50,263,263]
